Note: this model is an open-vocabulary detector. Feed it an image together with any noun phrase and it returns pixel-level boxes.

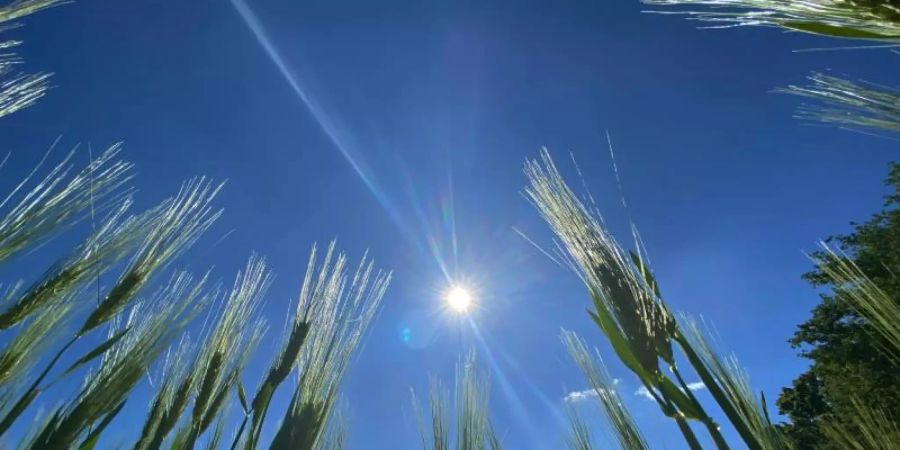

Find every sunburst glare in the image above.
[444,285,474,313]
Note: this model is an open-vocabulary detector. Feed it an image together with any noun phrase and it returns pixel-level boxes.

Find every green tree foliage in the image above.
[778,162,900,449]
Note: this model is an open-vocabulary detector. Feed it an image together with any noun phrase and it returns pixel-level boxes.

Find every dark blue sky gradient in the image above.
[1,0,897,448]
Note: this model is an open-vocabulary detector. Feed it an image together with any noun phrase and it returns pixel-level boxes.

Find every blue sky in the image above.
[1,0,898,448]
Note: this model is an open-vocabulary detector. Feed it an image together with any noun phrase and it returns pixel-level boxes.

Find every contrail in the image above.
[229,0,395,219]
[231,0,462,285]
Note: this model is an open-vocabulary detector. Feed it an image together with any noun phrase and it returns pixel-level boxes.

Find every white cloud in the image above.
[686,381,706,391]
[564,379,621,403]
[635,381,706,401]
[634,386,654,401]
[565,389,598,403]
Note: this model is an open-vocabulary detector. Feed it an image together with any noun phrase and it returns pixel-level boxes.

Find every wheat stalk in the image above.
[29,270,213,449]
[562,330,647,450]
[675,315,789,450]
[778,73,900,134]
[0,0,66,118]
[238,242,389,450]
[810,242,900,358]
[79,177,222,335]
[564,406,595,450]
[412,352,500,450]
[132,336,196,450]
[0,297,72,387]
[0,145,134,265]
[267,243,390,450]
[523,150,716,448]
[525,150,791,450]
[0,198,150,329]
[822,397,900,449]
[176,256,270,449]
[412,378,450,450]
[643,0,900,40]
[0,0,65,23]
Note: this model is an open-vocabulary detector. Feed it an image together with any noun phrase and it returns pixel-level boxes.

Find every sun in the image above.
[444,285,473,313]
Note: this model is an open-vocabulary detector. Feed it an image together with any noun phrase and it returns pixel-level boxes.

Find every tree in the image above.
[778,163,900,449]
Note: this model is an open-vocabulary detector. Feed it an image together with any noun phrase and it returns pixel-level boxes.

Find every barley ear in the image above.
[821,397,900,450]
[562,330,647,450]
[810,243,900,357]
[411,378,450,450]
[675,315,789,450]
[79,178,222,335]
[0,145,133,266]
[0,198,143,330]
[0,0,67,118]
[564,406,595,450]
[777,73,900,135]
[266,242,389,449]
[30,271,212,449]
[642,0,900,41]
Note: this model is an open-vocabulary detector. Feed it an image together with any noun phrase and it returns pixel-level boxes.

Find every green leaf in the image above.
[760,391,773,426]
[627,252,677,364]
[0,337,76,435]
[0,386,39,435]
[782,21,899,40]
[657,377,703,420]
[229,416,249,450]
[674,333,761,449]
[587,308,648,381]
[589,290,661,375]
[237,381,249,413]
[78,400,126,450]
[63,327,130,377]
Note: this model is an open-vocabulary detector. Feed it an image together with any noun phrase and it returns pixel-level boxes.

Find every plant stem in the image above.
[641,378,703,450]
[671,364,731,450]
[675,333,761,450]
[674,415,704,450]
[247,388,274,450]
[229,415,249,450]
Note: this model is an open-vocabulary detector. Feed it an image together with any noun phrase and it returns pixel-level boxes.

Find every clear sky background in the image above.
[1,0,898,448]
